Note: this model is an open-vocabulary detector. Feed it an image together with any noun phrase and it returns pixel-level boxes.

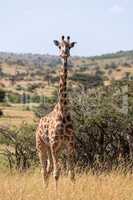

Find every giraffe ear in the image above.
[53,40,60,46]
[70,42,76,48]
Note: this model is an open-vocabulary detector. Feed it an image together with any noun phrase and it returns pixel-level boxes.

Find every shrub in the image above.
[71,73,103,87]
[16,85,23,91]
[0,109,3,117]
[69,83,133,169]
[27,84,38,92]
[0,89,6,102]
[8,93,21,103]
[0,124,37,170]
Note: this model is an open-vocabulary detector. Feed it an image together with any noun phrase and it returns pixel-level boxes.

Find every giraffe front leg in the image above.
[67,143,76,182]
[51,143,61,190]
[47,147,53,175]
[38,150,49,187]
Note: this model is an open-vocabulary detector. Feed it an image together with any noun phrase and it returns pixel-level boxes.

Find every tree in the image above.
[0,109,3,117]
[0,124,37,170]
[0,89,5,102]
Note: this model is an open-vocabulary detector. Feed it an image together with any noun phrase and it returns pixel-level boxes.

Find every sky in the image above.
[0,0,132,56]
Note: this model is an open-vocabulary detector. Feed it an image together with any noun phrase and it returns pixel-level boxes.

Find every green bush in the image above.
[16,85,23,91]
[8,93,21,103]
[0,89,6,102]
[0,109,3,117]
[69,82,132,169]
[71,73,103,87]
[0,124,37,170]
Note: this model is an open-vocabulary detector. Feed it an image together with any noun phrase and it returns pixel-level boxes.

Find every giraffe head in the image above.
[54,36,76,60]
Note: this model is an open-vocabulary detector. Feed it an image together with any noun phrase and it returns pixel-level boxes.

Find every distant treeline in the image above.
[0,49,133,68]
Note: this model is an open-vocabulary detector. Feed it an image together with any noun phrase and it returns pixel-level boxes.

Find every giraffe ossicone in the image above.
[36,35,76,188]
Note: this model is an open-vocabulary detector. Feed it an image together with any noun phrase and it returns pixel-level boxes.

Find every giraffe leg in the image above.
[47,147,53,176]
[67,143,76,182]
[38,150,49,187]
[51,143,61,189]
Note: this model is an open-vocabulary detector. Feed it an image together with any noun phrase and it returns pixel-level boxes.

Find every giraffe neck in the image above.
[58,59,68,113]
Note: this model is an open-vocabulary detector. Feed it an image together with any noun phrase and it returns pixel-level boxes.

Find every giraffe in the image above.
[36,35,76,188]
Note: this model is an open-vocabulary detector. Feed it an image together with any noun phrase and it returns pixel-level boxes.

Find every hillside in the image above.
[0,50,133,90]
[0,50,133,97]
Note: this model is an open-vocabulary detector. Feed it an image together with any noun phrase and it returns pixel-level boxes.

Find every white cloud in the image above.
[110,4,125,14]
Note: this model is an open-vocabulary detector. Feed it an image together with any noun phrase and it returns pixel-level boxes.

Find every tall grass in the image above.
[0,169,133,200]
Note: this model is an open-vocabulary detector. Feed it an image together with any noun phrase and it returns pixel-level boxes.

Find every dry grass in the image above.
[0,170,133,200]
[0,105,36,126]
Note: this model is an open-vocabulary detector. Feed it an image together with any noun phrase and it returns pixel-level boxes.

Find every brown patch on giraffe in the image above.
[62,117,66,123]
[53,135,59,140]
[69,142,75,147]
[56,115,62,121]
[64,135,70,141]
[66,114,71,121]
[64,100,67,105]
[65,123,73,130]
[60,135,64,140]
[55,128,64,135]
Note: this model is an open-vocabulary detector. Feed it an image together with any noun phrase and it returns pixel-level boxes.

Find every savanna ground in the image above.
[0,104,36,126]
[0,169,133,200]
